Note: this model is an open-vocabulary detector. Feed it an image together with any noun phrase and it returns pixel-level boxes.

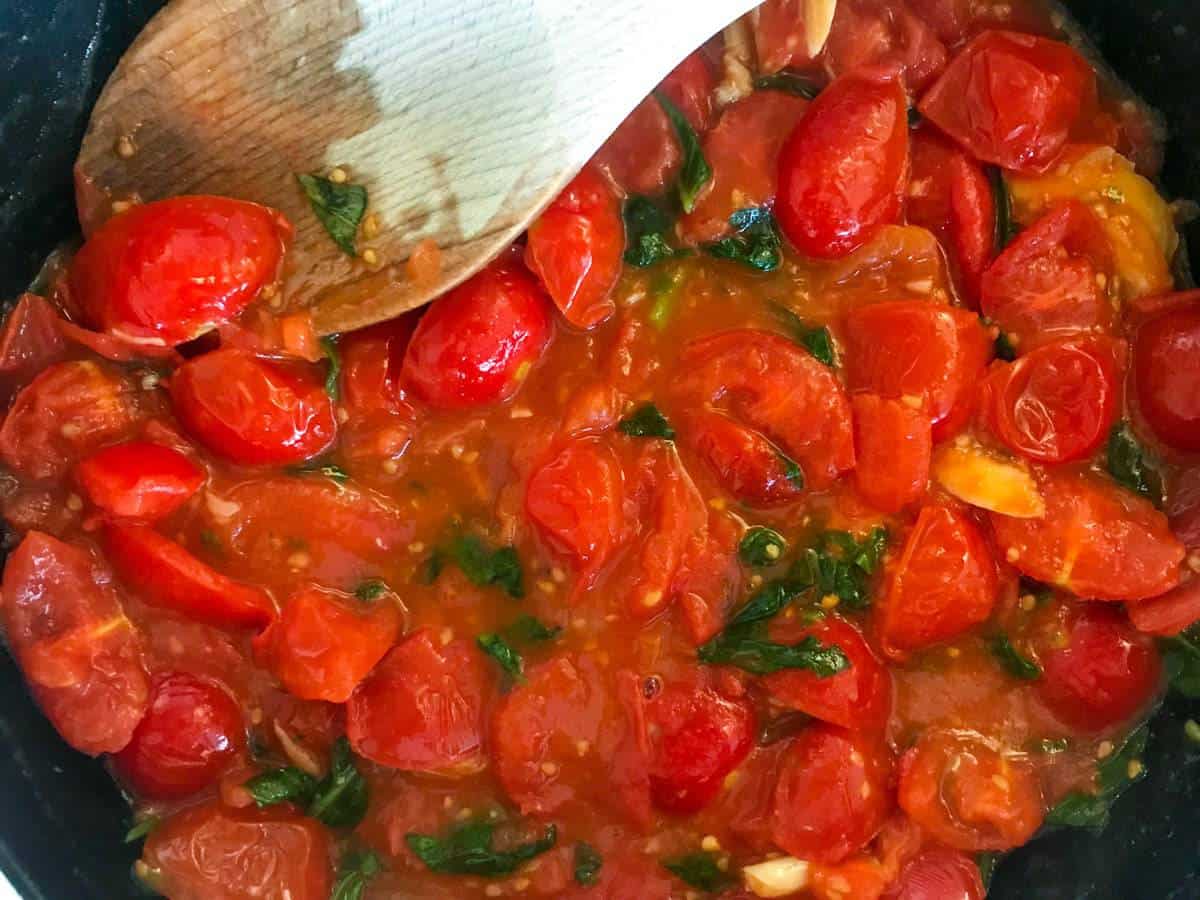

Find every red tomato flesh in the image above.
[76,440,205,521]
[683,408,807,507]
[1133,300,1200,451]
[851,393,932,514]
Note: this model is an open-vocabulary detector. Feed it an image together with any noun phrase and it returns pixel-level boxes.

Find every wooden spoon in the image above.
[75,0,772,336]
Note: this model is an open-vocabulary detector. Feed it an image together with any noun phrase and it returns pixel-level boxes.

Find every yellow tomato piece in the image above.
[932,445,1046,519]
[1008,145,1177,300]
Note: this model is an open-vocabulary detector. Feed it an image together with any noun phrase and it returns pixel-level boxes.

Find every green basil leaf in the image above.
[977,853,1000,891]
[753,70,821,99]
[123,816,160,844]
[406,822,557,876]
[504,615,563,644]
[768,303,836,367]
[662,852,735,892]
[618,403,676,440]
[331,849,383,900]
[624,196,684,268]
[649,265,688,329]
[321,335,342,401]
[988,166,1018,250]
[354,579,388,602]
[297,174,368,256]
[574,842,603,886]
[1106,422,1163,506]
[738,526,787,567]
[306,736,369,828]
[655,92,712,214]
[794,528,889,611]
[698,625,849,677]
[703,206,782,272]
[446,534,525,598]
[245,766,318,809]
[988,634,1042,681]
[727,579,810,629]
[777,451,805,490]
[477,633,523,680]
[1162,626,1200,698]
[1046,725,1148,832]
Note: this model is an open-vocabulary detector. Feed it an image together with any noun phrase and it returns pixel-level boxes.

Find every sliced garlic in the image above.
[272,720,324,777]
[204,490,241,521]
[933,445,1046,519]
[805,0,838,58]
[715,17,755,108]
[743,856,811,897]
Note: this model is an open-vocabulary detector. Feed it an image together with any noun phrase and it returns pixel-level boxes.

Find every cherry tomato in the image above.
[980,200,1114,351]
[824,0,949,91]
[0,360,148,479]
[104,522,275,629]
[1036,604,1162,732]
[882,848,986,900]
[752,0,818,74]
[898,729,1044,851]
[69,196,291,346]
[401,256,553,409]
[919,31,1094,173]
[525,166,622,329]
[1133,299,1200,451]
[644,681,755,814]
[683,408,806,507]
[989,468,1184,601]
[1,532,149,754]
[771,724,892,863]
[338,314,418,415]
[764,615,892,732]
[75,440,204,521]
[170,348,336,465]
[114,673,245,800]
[878,504,998,656]
[777,67,909,259]
[141,801,331,900]
[347,629,487,774]
[851,393,932,514]
[252,587,401,704]
[676,330,855,488]
[0,293,66,385]
[842,302,991,427]
[1128,577,1200,637]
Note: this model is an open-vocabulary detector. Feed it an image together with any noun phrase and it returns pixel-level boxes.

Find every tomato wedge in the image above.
[851,393,932,514]
[0,293,67,385]
[682,408,806,507]
[76,440,205,521]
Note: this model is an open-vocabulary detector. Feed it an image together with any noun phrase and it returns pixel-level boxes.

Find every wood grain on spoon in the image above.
[77,0,761,336]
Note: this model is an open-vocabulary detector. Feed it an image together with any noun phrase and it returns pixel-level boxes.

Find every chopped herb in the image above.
[988,634,1042,681]
[574,842,603,886]
[477,633,523,680]
[297,173,368,256]
[727,579,809,629]
[321,336,342,401]
[769,303,836,367]
[245,766,318,809]
[699,624,849,676]
[1162,625,1200,698]
[655,92,712,213]
[444,534,525,598]
[406,822,557,876]
[778,451,805,490]
[123,816,160,844]
[662,852,735,892]
[624,196,684,268]
[703,207,782,272]
[994,330,1018,361]
[331,849,383,900]
[792,528,889,611]
[244,737,368,829]
[1046,725,1148,832]
[1106,422,1163,506]
[504,615,563,644]
[977,853,1000,891]
[618,403,676,440]
[753,70,821,99]
[354,579,388,602]
[738,526,787,567]
[287,459,350,487]
[988,166,1018,250]
[757,710,811,746]
[649,265,687,329]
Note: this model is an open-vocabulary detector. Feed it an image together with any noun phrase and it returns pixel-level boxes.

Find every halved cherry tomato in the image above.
[525,166,622,329]
[1128,577,1200,637]
[676,330,855,488]
[851,393,932,514]
[1035,604,1162,733]
[882,848,985,900]
[919,31,1094,173]
[878,504,998,656]
[114,673,245,800]
[683,408,806,507]
[644,681,755,814]
[104,522,275,629]
[0,294,66,384]
[777,67,909,259]
[983,336,1122,464]
[842,302,991,427]
[252,587,401,703]
[338,314,418,415]
[1133,300,1200,452]
[764,615,892,732]
[170,347,336,465]
[979,200,1114,351]
[989,468,1184,600]
[1,531,149,754]
[771,724,892,863]
[142,801,331,900]
[347,629,486,773]
[75,440,205,521]
[69,196,291,347]
[898,729,1044,851]
[401,256,553,409]
[0,360,148,479]
[824,0,949,91]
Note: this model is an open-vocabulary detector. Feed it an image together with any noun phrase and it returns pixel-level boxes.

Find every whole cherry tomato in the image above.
[777,67,909,259]
[75,441,205,521]
[919,31,1094,173]
[1133,299,1200,451]
[401,256,553,409]
[69,196,291,347]
[851,393,932,514]
[882,848,986,900]
[114,673,245,800]
[683,408,806,507]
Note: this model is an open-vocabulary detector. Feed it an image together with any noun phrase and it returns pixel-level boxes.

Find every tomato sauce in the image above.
[1,1,1198,898]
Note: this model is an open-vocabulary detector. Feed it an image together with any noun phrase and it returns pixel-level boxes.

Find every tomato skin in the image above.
[879,504,998,656]
[882,848,985,900]
[683,408,806,507]
[347,629,487,774]
[919,31,1094,173]
[104,523,276,629]
[525,166,622,329]
[980,200,1114,351]
[0,294,67,385]
[898,730,1044,851]
[170,348,336,465]
[252,587,401,703]
[142,801,331,900]
[851,393,932,513]
[1129,577,1200,637]
[777,68,909,259]
[75,440,205,521]
[1,532,149,755]
[114,673,245,800]
[1036,604,1162,733]
[771,725,892,864]
[338,315,417,415]
[990,469,1184,601]
[1133,300,1200,451]
[69,196,290,347]
[401,256,553,409]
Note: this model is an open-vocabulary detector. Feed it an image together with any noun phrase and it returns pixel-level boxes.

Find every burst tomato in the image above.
[683,408,806,507]
[75,440,205,521]
[1133,299,1200,452]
